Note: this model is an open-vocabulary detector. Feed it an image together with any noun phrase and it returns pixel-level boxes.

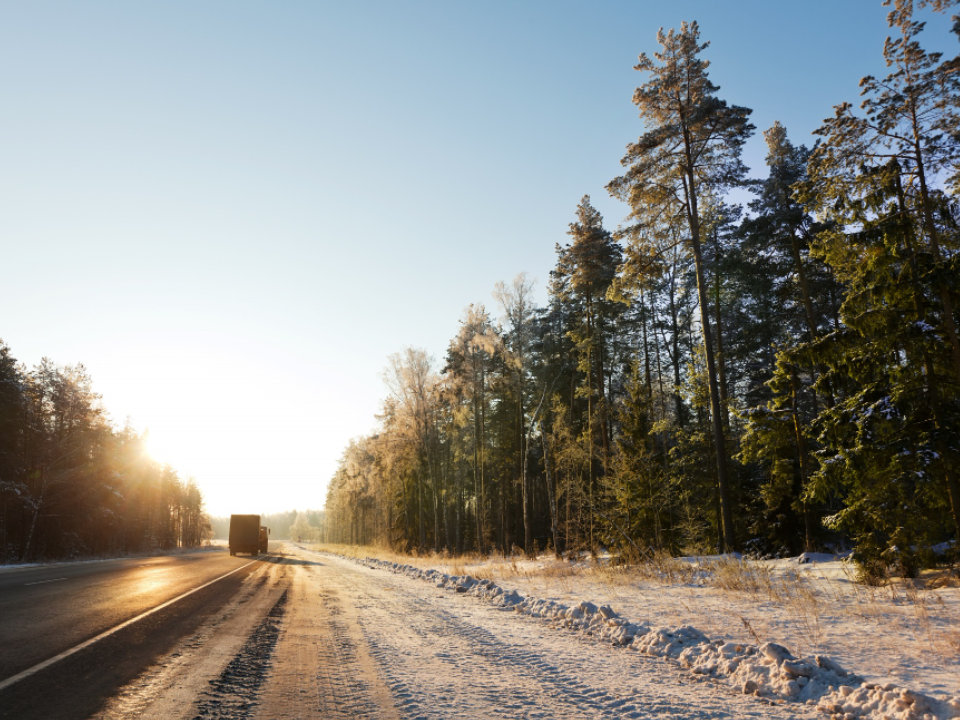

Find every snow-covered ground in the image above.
[311,545,960,720]
[300,548,817,719]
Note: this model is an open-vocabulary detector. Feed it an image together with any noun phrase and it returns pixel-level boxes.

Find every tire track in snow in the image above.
[311,588,385,718]
[250,555,399,720]
[411,607,639,717]
[329,554,801,719]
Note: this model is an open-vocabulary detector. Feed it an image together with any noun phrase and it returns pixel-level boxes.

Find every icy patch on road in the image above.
[357,557,960,720]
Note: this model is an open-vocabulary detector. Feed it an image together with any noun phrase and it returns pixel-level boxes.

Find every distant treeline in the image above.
[0,341,209,562]
[324,5,960,577]
[209,510,324,540]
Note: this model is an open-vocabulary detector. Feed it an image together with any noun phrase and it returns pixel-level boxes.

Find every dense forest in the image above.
[0,342,209,562]
[324,2,960,577]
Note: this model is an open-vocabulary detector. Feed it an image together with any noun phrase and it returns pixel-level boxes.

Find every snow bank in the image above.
[357,556,960,720]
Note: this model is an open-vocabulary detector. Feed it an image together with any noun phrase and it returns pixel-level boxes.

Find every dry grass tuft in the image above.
[926,568,960,590]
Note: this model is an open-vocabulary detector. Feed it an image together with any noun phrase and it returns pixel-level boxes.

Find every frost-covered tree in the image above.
[289,511,320,543]
[493,273,538,552]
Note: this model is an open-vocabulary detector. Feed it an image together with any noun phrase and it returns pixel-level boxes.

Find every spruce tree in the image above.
[736,124,842,553]
[551,196,623,548]
[798,161,960,571]
[797,1,960,561]
[807,0,960,383]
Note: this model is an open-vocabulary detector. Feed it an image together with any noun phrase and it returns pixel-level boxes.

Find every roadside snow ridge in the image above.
[356,556,960,720]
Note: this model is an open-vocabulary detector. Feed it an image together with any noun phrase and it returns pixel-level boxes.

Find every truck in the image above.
[229,514,262,556]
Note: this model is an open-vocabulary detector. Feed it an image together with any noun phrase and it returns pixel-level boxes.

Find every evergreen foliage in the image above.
[321,6,960,576]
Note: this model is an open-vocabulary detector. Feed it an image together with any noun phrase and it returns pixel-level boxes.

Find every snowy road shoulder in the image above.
[335,552,960,720]
[318,551,816,719]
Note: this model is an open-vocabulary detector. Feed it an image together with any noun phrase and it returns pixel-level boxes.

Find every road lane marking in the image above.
[0,559,259,692]
[24,577,66,586]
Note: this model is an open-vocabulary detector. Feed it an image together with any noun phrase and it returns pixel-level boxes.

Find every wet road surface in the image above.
[0,549,263,719]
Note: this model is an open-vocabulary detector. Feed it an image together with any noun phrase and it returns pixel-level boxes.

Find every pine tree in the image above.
[493,273,538,553]
[0,343,26,558]
[444,308,499,552]
[383,347,438,550]
[607,359,669,552]
[739,353,821,554]
[608,21,754,551]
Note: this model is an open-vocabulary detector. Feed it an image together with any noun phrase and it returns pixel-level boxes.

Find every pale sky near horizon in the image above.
[2,2,956,516]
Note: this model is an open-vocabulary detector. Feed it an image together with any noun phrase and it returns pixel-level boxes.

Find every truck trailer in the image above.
[229,514,262,556]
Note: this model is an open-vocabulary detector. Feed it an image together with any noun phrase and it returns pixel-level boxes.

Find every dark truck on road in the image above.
[229,514,268,556]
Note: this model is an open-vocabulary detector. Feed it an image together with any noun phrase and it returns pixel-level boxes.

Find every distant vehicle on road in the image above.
[229,514,262,556]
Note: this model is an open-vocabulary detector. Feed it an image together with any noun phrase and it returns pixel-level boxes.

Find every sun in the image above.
[142,430,173,466]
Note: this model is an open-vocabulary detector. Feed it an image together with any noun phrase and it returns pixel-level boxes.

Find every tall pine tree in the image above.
[608,21,753,551]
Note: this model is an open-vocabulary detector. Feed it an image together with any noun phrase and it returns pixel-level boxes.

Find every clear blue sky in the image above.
[1,1,955,515]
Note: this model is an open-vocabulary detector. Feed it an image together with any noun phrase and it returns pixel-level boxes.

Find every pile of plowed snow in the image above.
[357,556,960,720]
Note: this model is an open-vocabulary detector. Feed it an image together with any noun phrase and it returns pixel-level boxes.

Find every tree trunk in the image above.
[587,296,595,549]
[911,120,960,386]
[790,371,815,552]
[540,420,561,556]
[640,287,653,401]
[666,274,685,427]
[712,234,730,429]
[683,169,735,552]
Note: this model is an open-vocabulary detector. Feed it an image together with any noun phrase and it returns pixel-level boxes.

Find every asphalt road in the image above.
[0,548,264,719]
